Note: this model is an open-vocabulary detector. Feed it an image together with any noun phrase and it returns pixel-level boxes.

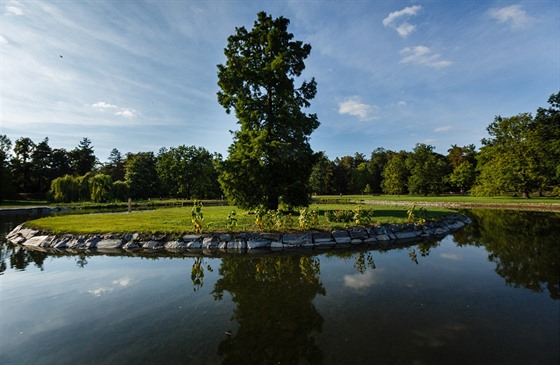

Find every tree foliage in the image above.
[382,151,409,195]
[217,11,319,210]
[0,135,15,201]
[406,144,449,196]
[125,152,158,199]
[473,113,540,198]
[69,137,96,176]
[157,145,221,199]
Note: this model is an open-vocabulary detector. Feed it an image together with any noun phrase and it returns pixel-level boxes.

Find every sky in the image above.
[1,0,559,163]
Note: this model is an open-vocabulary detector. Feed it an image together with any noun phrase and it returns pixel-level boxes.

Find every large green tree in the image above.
[532,92,560,194]
[406,144,448,196]
[474,113,540,198]
[11,137,36,192]
[0,135,15,202]
[382,150,409,195]
[69,138,96,176]
[217,11,319,210]
[308,152,335,195]
[156,145,221,199]
[125,152,158,199]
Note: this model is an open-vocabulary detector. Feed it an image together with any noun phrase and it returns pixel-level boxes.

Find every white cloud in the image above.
[400,46,452,68]
[435,125,453,132]
[5,5,23,16]
[395,23,416,38]
[344,271,381,289]
[92,101,118,110]
[488,5,532,29]
[88,286,113,296]
[116,108,137,119]
[383,5,422,38]
[0,35,8,44]
[338,96,378,121]
[88,277,132,296]
[92,102,137,119]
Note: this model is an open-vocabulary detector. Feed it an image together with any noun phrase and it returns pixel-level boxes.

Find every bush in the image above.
[89,174,113,203]
[50,175,80,203]
[112,180,129,201]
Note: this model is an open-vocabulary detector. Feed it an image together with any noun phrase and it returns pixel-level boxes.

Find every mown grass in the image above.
[26,203,453,235]
[315,194,560,204]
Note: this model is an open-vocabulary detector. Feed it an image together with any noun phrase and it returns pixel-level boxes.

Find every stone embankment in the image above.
[7,214,472,254]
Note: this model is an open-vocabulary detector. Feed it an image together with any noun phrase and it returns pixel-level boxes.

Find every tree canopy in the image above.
[217,11,319,210]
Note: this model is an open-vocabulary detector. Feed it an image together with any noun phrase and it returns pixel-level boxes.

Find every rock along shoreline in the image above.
[6,214,472,255]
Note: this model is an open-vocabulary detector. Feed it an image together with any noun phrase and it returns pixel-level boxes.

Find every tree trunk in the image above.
[522,190,531,199]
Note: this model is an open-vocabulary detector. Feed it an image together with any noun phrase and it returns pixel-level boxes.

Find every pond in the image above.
[1,209,558,365]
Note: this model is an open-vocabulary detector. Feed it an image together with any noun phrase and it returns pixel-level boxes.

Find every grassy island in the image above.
[20,194,560,235]
[26,203,455,235]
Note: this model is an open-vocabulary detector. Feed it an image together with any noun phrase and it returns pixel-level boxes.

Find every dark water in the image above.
[1,210,558,365]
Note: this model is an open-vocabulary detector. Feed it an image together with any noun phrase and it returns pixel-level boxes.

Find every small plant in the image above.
[191,200,204,234]
[255,207,275,230]
[407,204,427,225]
[325,209,354,223]
[226,210,238,231]
[353,205,374,226]
[298,207,318,230]
[273,210,286,230]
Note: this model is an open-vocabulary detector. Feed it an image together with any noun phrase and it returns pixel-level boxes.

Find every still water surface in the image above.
[1,210,558,365]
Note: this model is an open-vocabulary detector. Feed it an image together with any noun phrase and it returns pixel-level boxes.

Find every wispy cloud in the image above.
[344,270,381,289]
[435,125,453,132]
[4,3,23,16]
[92,102,137,118]
[87,276,132,296]
[488,5,532,29]
[400,46,452,68]
[0,35,8,44]
[116,108,137,119]
[383,5,422,38]
[92,101,118,110]
[338,96,378,121]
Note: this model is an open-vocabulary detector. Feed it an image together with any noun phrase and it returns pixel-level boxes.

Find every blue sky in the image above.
[1,0,558,162]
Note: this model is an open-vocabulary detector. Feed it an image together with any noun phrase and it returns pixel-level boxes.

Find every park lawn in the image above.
[315,194,560,205]
[25,204,454,235]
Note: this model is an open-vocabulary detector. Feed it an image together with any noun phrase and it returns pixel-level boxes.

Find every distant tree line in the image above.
[308,93,559,198]
[0,137,221,203]
[0,92,558,204]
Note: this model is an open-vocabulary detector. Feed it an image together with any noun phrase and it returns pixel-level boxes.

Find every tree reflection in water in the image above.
[211,255,326,365]
[455,209,560,299]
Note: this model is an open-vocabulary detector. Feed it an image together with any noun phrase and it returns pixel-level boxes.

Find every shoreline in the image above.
[6,214,472,255]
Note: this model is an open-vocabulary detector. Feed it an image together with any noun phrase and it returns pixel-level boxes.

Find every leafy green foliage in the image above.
[298,207,318,230]
[89,173,113,203]
[125,152,158,199]
[406,204,427,224]
[352,205,375,226]
[473,113,540,197]
[217,12,319,210]
[157,145,221,199]
[226,210,238,231]
[191,200,204,234]
[50,175,80,203]
[406,144,449,196]
[382,150,409,195]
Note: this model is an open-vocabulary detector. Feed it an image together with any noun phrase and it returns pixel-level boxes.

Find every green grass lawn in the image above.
[26,203,454,235]
[314,194,560,204]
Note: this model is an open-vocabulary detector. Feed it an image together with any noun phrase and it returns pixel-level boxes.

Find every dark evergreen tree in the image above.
[69,138,96,176]
[217,11,319,210]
